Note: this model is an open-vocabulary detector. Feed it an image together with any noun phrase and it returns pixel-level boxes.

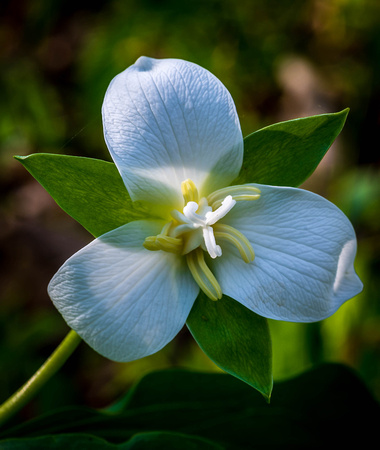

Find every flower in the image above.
[48,57,363,362]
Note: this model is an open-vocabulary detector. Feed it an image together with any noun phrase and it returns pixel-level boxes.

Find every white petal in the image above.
[102,57,243,208]
[48,220,199,362]
[212,185,363,322]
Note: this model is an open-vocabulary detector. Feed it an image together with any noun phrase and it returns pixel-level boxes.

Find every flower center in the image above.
[170,194,236,258]
[143,179,260,300]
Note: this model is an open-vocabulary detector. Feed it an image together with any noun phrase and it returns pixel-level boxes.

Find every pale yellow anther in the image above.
[157,235,183,253]
[207,185,261,210]
[143,234,183,254]
[213,223,255,263]
[181,179,199,204]
[143,236,161,251]
[186,248,222,301]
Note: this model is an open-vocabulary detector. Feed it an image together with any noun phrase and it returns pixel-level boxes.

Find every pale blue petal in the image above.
[102,57,243,208]
[212,185,363,322]
[48,220,199,362]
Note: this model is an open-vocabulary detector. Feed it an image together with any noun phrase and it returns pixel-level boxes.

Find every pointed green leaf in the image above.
[15,154,151,237]
[186,293,273,400]
[235,109,349,187]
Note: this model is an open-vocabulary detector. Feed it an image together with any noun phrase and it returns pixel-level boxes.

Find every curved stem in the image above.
[0,330,82,427]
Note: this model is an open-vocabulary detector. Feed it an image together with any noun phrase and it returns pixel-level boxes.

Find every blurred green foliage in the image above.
[1,0,379,421]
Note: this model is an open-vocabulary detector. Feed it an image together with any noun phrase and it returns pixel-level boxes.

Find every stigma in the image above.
[170,194,236,258]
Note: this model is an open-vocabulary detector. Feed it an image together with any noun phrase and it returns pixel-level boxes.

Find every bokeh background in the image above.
[1,0,379,419]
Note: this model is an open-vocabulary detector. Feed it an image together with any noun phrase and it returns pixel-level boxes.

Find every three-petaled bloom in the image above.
[48,57,363,362]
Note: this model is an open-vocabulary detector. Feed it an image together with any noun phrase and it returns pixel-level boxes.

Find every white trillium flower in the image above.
[48,57,363,362]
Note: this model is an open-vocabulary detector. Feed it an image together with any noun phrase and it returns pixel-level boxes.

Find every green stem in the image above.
[0,330,82,427]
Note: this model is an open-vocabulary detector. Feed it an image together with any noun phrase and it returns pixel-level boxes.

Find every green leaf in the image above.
[0,434,116,449]
[1,364,379,448]
[0,432,223,449]
[124,432,224,449]
[235,109,349,187]
[15,153,152,238]
[15,111,348,236]
[186,293,273,400]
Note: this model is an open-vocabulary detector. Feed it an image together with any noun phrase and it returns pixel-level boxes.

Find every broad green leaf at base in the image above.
[0,432,223,449]
[1,364,379,448]
[186,293,273,400]
[236,109,349,187]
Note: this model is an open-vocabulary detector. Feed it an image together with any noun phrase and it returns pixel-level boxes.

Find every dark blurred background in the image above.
[1,0,379,419]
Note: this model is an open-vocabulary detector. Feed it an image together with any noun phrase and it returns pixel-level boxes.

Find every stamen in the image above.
[143,234,183,254]
[213,223,255,263]
[144,180,257,290]
[156,235,183,253]
[186,248,222,301]
[207,185,261,210]
[181,178,199,204]
[160,221,173,236]
[143,221,186,254]
[143,236,160,251]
